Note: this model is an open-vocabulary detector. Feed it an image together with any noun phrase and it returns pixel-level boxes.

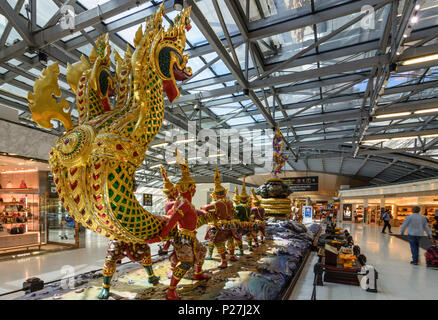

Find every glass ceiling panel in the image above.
[258,27,315,62]
[210,107,240,116]
[6,27,22,46]
[314,0,352,11]
[0,66,7,74]
[244,0,312,24]
[0,14,7,39]
[117,21,146,47]
[317,7,385,53]
[226,115,255,126]
[78,0,111,10]
[387,71,421,87]
[323,100,362,113]
[6,0,17,7]
[0,83,27,98]
[36,0,59,28]
[103,2,153,24]
[412,0,438,31]
[197,0,239,38]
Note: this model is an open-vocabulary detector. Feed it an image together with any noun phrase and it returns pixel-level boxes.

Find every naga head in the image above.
[150,5,192,102]
[88,34,115,111]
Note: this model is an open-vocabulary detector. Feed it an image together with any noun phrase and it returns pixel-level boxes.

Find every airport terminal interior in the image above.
[0,0,437,302]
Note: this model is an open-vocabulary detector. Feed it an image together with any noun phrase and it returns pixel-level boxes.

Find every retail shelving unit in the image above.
[0,188,41,250]
[396,206,412,226]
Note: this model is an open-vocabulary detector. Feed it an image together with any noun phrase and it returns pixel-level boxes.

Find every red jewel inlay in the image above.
[81,209,86,215]
[133,151,138,157]
[95,204,103,210]
[93,173,100,180]
[74,196,80,204]
[61,197,64,203]
[94,163,101,170]
[78,91,83,97]
[93,184,100,191]
[97,227,102,233]
[97,141,103,146]
[70,168,78,176]
[70,180,78,190]
[64,138,71,145]
[116,144,123,150]
[94,195,102,202]
[55,178,59,184]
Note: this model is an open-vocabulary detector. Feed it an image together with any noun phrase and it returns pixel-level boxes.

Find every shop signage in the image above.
[343,204,352,221]
[282,176,319,192]
[303,206,313,223]
[143,193,153,206]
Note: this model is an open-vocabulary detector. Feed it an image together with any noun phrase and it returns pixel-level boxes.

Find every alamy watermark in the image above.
[161,121,274,174]
[360,5,375,30]
[60,5,75,30]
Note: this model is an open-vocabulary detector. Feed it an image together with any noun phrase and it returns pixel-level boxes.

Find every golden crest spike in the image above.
[89,45,98,63]
[175,147,185,165]
[66,55,91,94]
[134,25,143,48]
[160,165,175,195]
[233,186,240,204]
[125,43,132,58]
[28,62,73,131]
[240,176,249,200]
[213,166,226,196]
[251,188,261,206]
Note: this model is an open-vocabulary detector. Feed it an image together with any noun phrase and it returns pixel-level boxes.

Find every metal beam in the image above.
[0,0,33,45]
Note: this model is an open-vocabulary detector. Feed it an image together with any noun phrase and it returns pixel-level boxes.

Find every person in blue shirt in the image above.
[401,206,433,265]
[381,210,392,234]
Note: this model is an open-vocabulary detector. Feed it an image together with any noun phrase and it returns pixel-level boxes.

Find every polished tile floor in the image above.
[289,222,438,300]
[0,225,208,298]
[0,222,435,300]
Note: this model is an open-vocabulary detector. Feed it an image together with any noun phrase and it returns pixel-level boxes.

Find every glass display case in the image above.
[0,188,42,250]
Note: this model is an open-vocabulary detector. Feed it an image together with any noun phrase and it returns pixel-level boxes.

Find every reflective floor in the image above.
[0,225,208,298]
[288,222,438,300]
[0,222,436,300]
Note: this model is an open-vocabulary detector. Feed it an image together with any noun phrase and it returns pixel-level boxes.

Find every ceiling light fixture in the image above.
[402,53,438,65]
[150,164,162,169]
[375,112,411,119]
[410,16,419,24]
[414,108,438,114]
[150,142,169,148]
[208,153,226,158]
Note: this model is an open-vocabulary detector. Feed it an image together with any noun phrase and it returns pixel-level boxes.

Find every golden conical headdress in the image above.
[160,165,175,195]
[175,148,195,193]
[240,176,249,201]
[233,186,240,204]
[251,188,261,206]
[214,166,227,196]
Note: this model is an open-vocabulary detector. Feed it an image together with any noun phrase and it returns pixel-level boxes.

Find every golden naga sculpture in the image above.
[27,5,193,244]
